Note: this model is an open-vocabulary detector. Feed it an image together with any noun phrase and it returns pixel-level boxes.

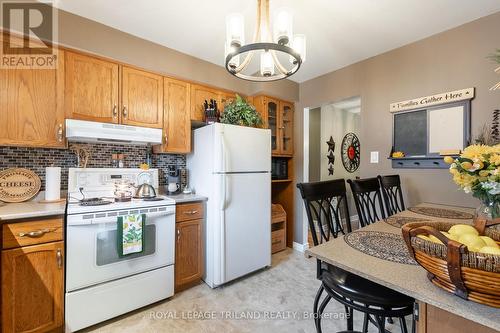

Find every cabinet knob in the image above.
[122,105,128,118]
[56,124,64,142]
[112,104,118,117]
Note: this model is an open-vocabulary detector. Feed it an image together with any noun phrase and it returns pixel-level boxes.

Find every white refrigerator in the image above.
[187,123,271,288]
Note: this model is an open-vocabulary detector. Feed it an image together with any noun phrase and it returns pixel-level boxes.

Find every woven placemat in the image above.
[384,216,431,228]
[408,206,474,220]
[344,231,417,265]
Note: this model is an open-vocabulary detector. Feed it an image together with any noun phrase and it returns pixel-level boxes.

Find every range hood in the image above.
[65,119,162,145]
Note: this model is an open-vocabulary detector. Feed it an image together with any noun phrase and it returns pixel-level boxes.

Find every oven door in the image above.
[66,206,175,292]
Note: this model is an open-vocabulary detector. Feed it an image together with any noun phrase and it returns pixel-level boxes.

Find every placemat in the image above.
[384,216,431,228]
[344,231,417,265]
[408,206,474,220]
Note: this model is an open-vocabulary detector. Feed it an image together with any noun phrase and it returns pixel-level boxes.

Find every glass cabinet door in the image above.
[266,98,279,154]
[280,102,293,155]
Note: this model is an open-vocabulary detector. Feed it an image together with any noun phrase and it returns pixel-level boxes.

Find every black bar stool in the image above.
[377,175,405,217]
[347,178,386,227]
[298,179,414,333]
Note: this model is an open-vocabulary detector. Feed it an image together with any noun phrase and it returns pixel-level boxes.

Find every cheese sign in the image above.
[390,88,474,112]
[0,168,41,203]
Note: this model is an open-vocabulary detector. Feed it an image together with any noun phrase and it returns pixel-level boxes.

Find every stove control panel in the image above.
[68,168,159,193]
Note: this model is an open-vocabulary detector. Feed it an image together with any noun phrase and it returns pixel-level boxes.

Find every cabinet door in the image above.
[279,101,294,155]
[121,66,163,128]
[190,84,220,122]
[0,49,65,148]
[155,78,191,153]
[175,219,203,291]
[65,52,119,123]
[2,241,64,333]
[265,97,280,154]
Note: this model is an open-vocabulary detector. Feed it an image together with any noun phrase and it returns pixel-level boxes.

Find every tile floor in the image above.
[81,249,408,333]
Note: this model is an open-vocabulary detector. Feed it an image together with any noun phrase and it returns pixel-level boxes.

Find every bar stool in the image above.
[378,175,406,217]
[298,179,414,333]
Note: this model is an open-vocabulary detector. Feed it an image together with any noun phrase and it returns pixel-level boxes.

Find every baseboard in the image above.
[293,241,309,252]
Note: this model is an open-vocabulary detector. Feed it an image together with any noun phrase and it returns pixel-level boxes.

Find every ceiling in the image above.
[53,0,500,83]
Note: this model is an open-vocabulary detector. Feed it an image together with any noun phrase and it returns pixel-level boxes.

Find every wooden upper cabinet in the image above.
[266,97,281,155]
[219,92,236,114]
[0,49,66,148]
[190,84,221,122]
[2,241,64,333]
[121,66,163,128]
[154,78,191,154]
[279,101,294,156]
[65,52,119,123]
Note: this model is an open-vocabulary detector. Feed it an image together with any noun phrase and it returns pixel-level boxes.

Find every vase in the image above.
[475,199,500,220]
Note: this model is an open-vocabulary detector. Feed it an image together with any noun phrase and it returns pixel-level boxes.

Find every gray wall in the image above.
[294,11,500,244]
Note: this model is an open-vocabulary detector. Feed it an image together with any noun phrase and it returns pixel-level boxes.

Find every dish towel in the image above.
[117,214,146,256]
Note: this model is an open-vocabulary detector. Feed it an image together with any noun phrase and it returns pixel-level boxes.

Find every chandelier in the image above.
[225,0,306,82]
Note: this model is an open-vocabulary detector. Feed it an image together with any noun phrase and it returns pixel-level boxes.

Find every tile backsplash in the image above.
[0,142,186,190]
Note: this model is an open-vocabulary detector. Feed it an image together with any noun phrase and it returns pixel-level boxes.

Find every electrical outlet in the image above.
[370,151,379,163]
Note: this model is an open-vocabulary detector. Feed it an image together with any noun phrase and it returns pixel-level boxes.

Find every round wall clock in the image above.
[341,133,360,173]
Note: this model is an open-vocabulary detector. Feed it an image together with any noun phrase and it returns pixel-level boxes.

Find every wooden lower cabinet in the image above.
[416,302,496,333]
[175,219,203,292]
[2,241,64,333]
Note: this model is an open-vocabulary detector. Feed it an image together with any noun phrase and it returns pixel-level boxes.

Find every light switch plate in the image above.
[370,151,379,163]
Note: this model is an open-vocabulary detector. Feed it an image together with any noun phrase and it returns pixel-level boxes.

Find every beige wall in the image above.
[57,10,299,102]
[308,108,321,182]
[294,11,500,244]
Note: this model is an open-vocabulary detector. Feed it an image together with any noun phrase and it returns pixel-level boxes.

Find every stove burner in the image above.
[79,198,113,206]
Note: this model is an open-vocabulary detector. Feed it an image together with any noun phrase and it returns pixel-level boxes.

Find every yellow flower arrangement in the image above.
[445,144,500,218]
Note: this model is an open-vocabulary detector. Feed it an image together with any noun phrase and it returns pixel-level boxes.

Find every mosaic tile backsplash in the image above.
[0,142,186,191]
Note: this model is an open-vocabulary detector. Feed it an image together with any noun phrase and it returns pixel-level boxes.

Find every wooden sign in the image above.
[390,88,474,113]
[0,168,41,203]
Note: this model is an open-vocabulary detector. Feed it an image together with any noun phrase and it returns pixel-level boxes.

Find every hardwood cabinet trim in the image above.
[2,217,64,250]
[2,241,64,333]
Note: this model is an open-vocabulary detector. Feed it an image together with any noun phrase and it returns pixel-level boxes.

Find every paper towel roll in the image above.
[45,167,61,201]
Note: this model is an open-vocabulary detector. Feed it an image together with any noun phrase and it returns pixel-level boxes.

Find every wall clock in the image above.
[341,133,360,173]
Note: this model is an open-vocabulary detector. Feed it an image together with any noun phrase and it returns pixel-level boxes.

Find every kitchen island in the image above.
[305,203,499,333]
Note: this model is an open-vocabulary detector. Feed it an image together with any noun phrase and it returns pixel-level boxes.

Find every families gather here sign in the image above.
[390,88,474,112]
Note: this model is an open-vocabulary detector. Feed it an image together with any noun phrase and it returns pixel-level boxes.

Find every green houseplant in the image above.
[221,94,263,127]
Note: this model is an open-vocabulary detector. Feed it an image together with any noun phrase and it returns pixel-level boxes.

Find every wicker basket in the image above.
[402,218,500,307]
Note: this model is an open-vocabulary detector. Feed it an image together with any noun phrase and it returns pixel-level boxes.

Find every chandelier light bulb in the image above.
[291,34,306,64]
[225,43,240,69]
[273,9,292,45]
[260,51,274,77]
[226,13,245,47]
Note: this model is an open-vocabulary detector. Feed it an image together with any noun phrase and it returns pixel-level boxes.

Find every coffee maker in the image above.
[167,166,181,194]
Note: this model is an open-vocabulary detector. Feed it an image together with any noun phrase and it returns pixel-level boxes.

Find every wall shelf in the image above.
[388,156,456,169]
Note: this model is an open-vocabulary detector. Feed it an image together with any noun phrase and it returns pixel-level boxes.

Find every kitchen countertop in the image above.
[0,193,66,221]
[305,202,500,331]
[165,193,208,203]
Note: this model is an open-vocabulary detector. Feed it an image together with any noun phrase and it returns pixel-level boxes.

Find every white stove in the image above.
[65,168,176,332]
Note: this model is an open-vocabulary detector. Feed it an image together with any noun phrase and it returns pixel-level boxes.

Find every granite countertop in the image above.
[305,202,499,331]
[165,193,208,203]
[0,193,66,221]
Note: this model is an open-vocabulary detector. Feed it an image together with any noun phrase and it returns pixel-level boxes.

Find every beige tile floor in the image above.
[81,249,407,333]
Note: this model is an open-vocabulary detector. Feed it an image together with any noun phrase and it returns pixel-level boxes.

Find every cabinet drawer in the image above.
[2,217,64,250]
[176,202,204,222]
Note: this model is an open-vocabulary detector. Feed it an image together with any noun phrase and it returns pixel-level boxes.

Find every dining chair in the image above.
[297,179,414,333]
[378,175,405,217]
[347,178,386,227]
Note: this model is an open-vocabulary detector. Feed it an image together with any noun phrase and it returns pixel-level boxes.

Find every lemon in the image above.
[443,156,455,164]
[417,235,432,242]
[461,161,473,170]
[441,231,459,241]
[428,235,444,244]
[479,246,500,255]
[480,236,499,248]
[458,234,486,252]
[448,224,479,236]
